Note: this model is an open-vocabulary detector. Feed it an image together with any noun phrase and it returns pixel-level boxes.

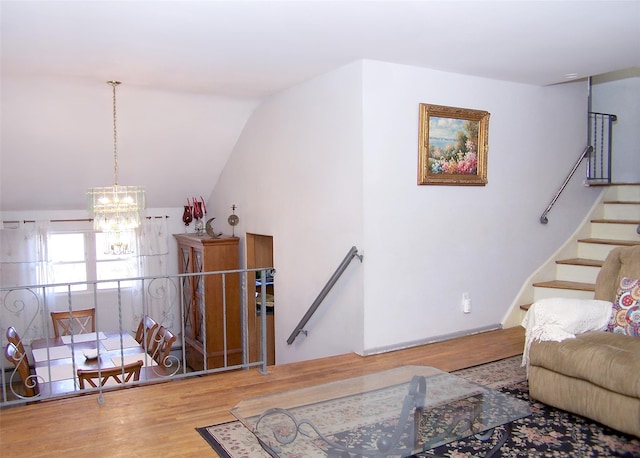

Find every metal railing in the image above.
[539,110,617,224]
[287,246,363,345]
[0,267,271,406]
[587,111,617,183]
[539,145,593,224]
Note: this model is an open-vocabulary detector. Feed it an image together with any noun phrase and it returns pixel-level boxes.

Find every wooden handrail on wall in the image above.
[287,246,363,345]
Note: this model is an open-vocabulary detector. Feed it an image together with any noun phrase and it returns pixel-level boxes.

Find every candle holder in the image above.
[187,196,207,235]
[182,204,193,232]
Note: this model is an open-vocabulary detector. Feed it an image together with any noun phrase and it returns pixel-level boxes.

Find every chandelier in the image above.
[87,81,145,255]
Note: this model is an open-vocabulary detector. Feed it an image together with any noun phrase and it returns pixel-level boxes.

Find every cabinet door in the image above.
[178,245,196,340]
[174,234,241,370]
[192,250,206,344]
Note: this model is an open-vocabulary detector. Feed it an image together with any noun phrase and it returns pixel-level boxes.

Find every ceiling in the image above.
[2,1,639,97]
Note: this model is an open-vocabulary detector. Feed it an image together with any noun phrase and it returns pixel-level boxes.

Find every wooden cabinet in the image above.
[174,234,241,370]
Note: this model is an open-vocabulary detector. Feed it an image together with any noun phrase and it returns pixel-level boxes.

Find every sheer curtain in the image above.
[131,217,175,334]
[1,218,174,340]
[0,221,50,343]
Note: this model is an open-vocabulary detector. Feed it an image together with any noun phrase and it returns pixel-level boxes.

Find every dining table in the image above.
[30,330,168,397]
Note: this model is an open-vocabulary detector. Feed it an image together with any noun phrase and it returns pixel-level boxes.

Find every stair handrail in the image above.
[287,246,363,345]
[539,145,593,224]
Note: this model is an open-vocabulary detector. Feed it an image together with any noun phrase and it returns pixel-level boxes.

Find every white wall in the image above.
[360,61,600,351]
[210,62,366,364]
[212,59,601,363]
[591,74,640,182]
[0,75,257,212]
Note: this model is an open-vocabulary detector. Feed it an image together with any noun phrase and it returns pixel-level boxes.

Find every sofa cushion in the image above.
[528,365,640,438]
[595,245,640,302]
[520,298,612,366]
[528,331,640,399]
[607,277,640,336]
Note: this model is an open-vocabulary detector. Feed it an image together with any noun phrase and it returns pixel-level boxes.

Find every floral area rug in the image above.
[196,356,640,457]
[417,380,640,458]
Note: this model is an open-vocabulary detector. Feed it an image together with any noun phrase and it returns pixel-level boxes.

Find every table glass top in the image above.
[231,366,530,457]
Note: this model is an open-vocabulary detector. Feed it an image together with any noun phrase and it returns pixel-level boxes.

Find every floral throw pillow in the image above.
[606,277,640,336]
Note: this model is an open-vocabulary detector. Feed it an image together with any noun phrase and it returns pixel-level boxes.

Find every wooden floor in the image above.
[0,326,525,457]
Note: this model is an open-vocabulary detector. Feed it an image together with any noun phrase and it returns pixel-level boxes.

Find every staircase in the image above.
[504,184,640,326]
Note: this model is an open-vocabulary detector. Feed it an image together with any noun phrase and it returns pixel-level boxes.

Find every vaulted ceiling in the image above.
[4,1,639,94]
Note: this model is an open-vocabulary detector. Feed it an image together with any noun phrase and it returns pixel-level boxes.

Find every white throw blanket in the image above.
[521,297,613,369]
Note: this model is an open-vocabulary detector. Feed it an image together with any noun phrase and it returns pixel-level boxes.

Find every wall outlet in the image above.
[462,292,471,314]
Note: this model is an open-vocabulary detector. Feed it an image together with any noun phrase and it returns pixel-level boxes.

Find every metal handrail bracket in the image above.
[287,246,363,345]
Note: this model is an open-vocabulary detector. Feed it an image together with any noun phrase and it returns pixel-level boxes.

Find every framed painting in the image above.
[418,104,490,186]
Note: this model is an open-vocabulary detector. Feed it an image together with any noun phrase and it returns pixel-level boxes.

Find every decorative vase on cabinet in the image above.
[174,234,242,370]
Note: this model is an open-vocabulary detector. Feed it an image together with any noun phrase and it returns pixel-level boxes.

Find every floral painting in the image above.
[418,104,490,186]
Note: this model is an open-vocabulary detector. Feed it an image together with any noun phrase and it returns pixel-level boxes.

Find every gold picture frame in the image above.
[418,104,490,186]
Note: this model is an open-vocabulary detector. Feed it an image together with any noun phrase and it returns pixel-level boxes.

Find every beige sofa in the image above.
[527,245,640,437]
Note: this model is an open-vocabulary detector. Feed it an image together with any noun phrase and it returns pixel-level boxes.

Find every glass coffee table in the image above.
[231,366,530,457]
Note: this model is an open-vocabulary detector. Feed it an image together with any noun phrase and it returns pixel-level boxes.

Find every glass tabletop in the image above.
[231,366,530,457]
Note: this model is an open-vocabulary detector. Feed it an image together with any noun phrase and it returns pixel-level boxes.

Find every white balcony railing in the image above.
[1,268,270,406]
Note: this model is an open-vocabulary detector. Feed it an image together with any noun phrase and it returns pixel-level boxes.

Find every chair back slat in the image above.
[135,315,159,352]
[50,309,96,338]
[150,326,177,366]
[77,360,143,389]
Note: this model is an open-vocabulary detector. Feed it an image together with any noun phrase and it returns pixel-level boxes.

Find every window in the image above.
[49,233,87,292]
[95,232,138,289]
[48,231,139,292]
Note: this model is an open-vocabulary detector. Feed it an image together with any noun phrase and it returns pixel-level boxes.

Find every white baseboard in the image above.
[360,324,502,357]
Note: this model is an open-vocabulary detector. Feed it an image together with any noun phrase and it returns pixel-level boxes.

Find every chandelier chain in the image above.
[108,80,121,186]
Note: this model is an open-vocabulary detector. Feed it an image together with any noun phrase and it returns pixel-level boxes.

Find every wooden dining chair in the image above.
[6,326,32,372]
[4,342,38,397]
[134,315,159,351]
[150,326,177,366]
[77,360,143,389]
[50,308,96,338]
[6,326,26,356]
